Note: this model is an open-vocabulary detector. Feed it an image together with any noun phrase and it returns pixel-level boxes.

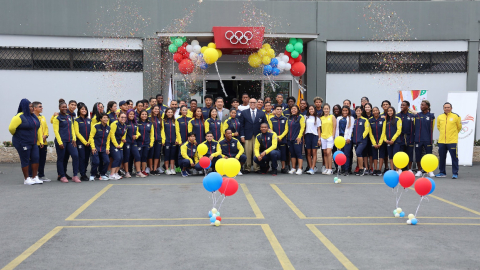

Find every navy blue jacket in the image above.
[240,109,267,140]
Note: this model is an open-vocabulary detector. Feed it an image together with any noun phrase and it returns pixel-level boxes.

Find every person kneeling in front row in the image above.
[198,131,222,173]
[218,129,247,176]
[179,132,203,177]
[254,123,280,176]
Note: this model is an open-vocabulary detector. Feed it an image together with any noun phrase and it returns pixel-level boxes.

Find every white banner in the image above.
[398,90,428,112]
[446,92,478,166]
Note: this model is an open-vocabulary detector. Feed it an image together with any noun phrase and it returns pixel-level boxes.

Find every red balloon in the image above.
[173,53,183,63]
[218,178,239,196]
[284,51,291,58]
[199,156,211,169]
[182,51,190,59]
[288,58,295,65]
[290,62,306,77]
[399,171,415,188]
[293,54,302,62]
[216,216,222,221]
[177,46,186,54]
[335,153,347,166]
[182,42,188,47]
[178,59,194,74]
[414,177,432,196]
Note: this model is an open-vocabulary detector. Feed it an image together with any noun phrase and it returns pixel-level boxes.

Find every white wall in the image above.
[1,70,143,142]
[326,73,467,140]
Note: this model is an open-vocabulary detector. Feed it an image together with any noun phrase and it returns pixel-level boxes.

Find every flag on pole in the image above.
[168,76,173,106]
[296,87,303,106]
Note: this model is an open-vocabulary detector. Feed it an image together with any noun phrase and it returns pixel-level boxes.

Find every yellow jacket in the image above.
[110,121,128,148]
[437,112,462,144]
[254,132,278,157]
[180,141,199,164]
[37,114,48,145]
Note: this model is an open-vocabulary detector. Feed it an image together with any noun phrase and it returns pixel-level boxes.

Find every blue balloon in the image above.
[400,212,405,217]
[411,218,418,225]
[333,151,344,160]
[272,67,280,76]
[202,172,223,192]
[200,62,208,70]
[263,65,272,76]
[208,211,212,218]
[383,170,399,188]
[426,177,436,194]
[210,216,216,222]
[270,58,279,68]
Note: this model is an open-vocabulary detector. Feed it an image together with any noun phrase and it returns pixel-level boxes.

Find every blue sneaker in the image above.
[307,169,315,175]
[452,174,458,179]
[435,173,446,178]
[181,171,189,177]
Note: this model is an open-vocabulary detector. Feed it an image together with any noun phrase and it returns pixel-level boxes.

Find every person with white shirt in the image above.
[304,105,322,175]
[335,106,355,176]
[238,93,250,111]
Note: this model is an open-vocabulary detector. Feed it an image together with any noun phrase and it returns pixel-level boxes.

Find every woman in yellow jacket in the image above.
[204,108,223,142]
[381,107,402,173]
[436,102,462,179]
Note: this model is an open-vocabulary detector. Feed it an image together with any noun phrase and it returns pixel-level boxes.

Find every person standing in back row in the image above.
[240,98,267,174]
[436,102,461,179]
[238,93,250,111]
[414,100,435,177]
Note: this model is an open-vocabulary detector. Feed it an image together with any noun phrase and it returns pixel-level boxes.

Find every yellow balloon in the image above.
[248,53,262,68]
[211,208,217,214]
[200,46,208,54]
[215,158,226,175]
[197,144,208,156]
[224,158,241,178]
[421,154,439,173]
[208,42,216,49]
[216,49,222,58]
[267,49,275,58]
[393,152,409,169]
[258,48,267,57]
[214,220,221,226]
[408,214,415,220]
[262,43,271,50]
[334,136,346,149]
[203,48,219,64]
[262,56,271,65]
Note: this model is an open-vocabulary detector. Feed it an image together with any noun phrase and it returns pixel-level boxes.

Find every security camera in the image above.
[231,76,236,79]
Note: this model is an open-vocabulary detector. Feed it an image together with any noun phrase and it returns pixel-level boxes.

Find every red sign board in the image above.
[212,26,265,54]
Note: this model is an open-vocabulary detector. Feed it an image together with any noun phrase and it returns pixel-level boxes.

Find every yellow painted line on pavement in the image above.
[428,194,480,216]
[241,183,265,219]
[1,226,63,270]
[71,217,261,221]
[65,184,113,220]
[306,224,358,270]
[261,224,295,270]
[63,224,264,228]
[270,184,306,219]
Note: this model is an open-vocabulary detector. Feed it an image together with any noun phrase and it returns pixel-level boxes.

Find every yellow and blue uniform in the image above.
[286,114,305,159]
[198,140,222,170]
[218,137,247,163]
[268,115,288,162]
[437,112,462,175]
[179,141,201,171]
[110,120,128,168]
[162,118,178,161]
[53,114,79,177]
[89,123,111,176]
[381,116,402,159]
[352,117,370,158]
[188,118,206,144]
[107,111,117,125]
[33,114,49,177]
[222,117,241,138]
[205,118,223,142]
[414,111,435,161]
[397,112,415,161]
[369,116,385,160]
[202,106,213,120]
[176,116,191,144]
[264,111,275,121]
[9,112,43,168]
[148,115,163,161]
[186,109,195,118]
[74,116,92,177]
[124,120,141,166]
[254,131,279,171]
[283,108,292,118]
[136,120,154,163]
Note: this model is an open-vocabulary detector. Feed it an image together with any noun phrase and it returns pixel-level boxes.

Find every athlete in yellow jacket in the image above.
[436,102,461,179]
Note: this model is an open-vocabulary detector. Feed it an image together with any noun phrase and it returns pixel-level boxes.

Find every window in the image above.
[0,47,143,72]
[327,52,467,73]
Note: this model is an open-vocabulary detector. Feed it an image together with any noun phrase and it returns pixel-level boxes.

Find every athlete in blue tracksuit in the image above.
[148,109,163,174]
[397,101,415,170]
[205,116,223,142]
[368,112,385,176]
[136,111,154,174]
[254,123,280,175]
[89,115,111,180]
[352,108,370,176]
[109,115,127,178]
[268,106,289,173]
[74,103,92,181]
[382,112,402,169]
[414,101,435,173]
[188,116,206,144]
[198,132,222,171]
[124,109,143,177]
[162,109,179,174]
[218,129,247,164]
[178,133,202,176]
[286,108,305,172]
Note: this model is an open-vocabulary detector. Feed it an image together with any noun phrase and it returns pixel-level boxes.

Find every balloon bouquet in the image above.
[198,145,241,227]
[332,136,347,183]
[169,37,222,74]
[284,38,306,77]
[383,152,438,225]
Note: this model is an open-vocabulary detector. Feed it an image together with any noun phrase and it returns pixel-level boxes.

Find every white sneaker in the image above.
[157,167,165,174]
[288,168,296,174]
[33,176,43,184]
[24,177,35,185]
[198,170,204,175]
[313,167,318,173]
[165,169,171,175]
[296,168,303,175]
[428,172,435,177]
[40,176,51,182]
[321,166,326,173]
[100,176,109,181]
[115,174,122,180]
[89,176,95,181]
[136,172,146,178]
[171,169,177,175]
[397,169,402,175]
[145,167,151,174]
[408,170,413,173]
[109,174,117,180]
[326,169,333,175]
[237,171,243,176]
[415,171,422,177]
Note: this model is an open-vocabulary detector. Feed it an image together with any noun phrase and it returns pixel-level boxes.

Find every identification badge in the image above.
[416,144,419,147]
[87,121,90,124]
[106,130,109,133]
[407,117,410,120]
[147,124,150,127]
[259,119,261,123]
[172,124,175,126]
[138,148,141,151]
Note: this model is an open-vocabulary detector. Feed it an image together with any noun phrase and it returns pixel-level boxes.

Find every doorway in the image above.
[205,80,262,109]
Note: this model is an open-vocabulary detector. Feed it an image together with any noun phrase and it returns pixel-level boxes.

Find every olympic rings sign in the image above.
[225,30,253,45]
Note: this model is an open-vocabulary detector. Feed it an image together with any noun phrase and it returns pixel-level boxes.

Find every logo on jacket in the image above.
[359,122,363,125]
[426,117,429,120]
[193,149,196,152]
[212,146,216,149]
[231,143,235,147]
[79,145,82,149]
[379,121,383,124]
[23,147,27,150]
[268,137,270,140]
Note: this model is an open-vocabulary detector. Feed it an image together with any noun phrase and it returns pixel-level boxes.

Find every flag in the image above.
[168,77,173,106]
[296,87,303,106]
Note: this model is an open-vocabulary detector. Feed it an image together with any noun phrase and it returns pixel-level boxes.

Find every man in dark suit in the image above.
[240,98,268,173]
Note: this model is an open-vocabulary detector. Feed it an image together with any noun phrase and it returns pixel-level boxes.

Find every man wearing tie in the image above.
[215,97,230,122]
[240,98,267,173]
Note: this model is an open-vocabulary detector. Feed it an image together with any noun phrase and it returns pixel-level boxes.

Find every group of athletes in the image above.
[8,92,462,185]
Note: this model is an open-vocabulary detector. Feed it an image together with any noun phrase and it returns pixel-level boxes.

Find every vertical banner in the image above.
[168,77,173,106]
[446,92,478,166]
[398,90,428,112]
